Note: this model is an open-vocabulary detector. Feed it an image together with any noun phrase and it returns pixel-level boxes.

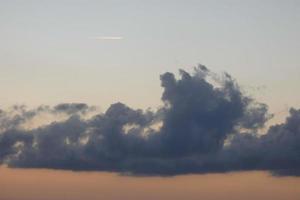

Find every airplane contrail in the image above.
[89,36,124,40]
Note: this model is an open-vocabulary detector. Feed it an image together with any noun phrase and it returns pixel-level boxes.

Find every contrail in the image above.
[89,36,124,40]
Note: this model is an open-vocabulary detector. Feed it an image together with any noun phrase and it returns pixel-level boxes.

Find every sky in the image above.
[1,0,300,199]
[1,167,300,200]
[1,0,300,113]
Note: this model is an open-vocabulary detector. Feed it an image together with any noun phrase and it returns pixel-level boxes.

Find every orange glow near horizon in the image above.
[1,166,300,200]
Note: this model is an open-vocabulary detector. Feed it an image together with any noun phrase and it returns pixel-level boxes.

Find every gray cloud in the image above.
[222,108,300,176]
[53,103,96,115]
[0,65,299,176]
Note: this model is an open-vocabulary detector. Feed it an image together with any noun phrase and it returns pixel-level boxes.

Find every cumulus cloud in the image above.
[0,65,299,176]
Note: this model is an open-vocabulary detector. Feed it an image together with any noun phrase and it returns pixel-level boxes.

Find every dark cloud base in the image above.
[0,65,299,176]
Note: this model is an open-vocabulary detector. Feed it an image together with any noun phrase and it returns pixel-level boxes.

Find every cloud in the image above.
[0,65,299,176]
[53,103,96,115]
[222,108,300,176]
